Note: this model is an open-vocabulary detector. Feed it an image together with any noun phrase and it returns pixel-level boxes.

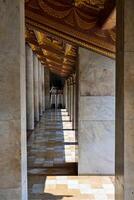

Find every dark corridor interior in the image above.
[50,73,65,90]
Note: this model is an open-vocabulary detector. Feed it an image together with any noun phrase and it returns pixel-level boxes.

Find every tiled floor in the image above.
[28,109,78,174]
[28,109,115,200]
[29,175,114,200]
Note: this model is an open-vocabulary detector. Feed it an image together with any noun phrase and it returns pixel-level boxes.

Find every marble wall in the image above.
[78,48,115,175]
[0,0,27,199]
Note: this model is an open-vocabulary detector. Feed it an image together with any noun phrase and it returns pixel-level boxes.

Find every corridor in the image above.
[28,109,114,200]
[2,1,134,199]
[28,109,78,175]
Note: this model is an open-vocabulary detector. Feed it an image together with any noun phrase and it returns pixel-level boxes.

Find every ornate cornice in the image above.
[26,19,115,58]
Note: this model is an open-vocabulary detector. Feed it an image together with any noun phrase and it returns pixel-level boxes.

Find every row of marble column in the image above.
[64,75,77,130]
[26,44,46,131]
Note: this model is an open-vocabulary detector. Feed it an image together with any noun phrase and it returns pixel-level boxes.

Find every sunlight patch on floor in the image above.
[42,176,114,200]
[64,145,78,162]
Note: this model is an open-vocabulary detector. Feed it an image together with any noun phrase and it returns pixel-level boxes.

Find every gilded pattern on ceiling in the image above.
[26,28,77,77]
[28,0,98,31]
[74,0,105,8]
[25,0,116,59]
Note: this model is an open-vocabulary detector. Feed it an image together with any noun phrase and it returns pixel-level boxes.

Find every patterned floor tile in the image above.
[28,109,115,200]
[29,175,114,200]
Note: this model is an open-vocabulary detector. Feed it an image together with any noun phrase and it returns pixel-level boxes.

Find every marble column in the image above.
[73,76,76,130]
[42,65,45,112]
[64,80,68,110]
[67,79,71,118]
[116,1,134,199]
[67,79,69,113]
[69,79,72,121]
[44,68,50,109]
[65,80,68,111]
[63,83,65,109]
[26,44,34,130]
[38,61,43,116]
[70,77,74,124]
[0,0,27,199]
[78,48,115,175]
[33,54,39,122]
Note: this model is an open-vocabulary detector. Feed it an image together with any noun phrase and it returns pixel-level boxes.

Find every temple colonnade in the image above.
[26,44,50,133]
[1,0,134,200]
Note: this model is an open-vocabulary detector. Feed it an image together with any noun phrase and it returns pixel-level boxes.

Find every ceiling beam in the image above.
[47,65,72,73]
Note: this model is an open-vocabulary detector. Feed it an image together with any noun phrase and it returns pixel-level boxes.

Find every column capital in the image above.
[69,75,76,85]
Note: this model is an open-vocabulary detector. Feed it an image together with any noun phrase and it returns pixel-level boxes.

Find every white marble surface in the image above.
[33,54,39,122]
[79,96,115,121]
[78,120,115,174]
[0,0,27,199]
[78,48,115,175]
[26,44,34,130]
[44,68,50,109]
[42,66,45,111]
[79,51,115,96]
[38,61,43,115]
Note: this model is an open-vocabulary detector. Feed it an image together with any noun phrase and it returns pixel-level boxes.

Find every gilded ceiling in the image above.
[25,0,116,77]
[26,28,77,77]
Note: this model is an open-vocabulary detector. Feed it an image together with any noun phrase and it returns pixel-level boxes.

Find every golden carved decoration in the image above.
[25,0,116,64]
[75,0,105,8]
[38,0,71,19]
[26,28,77,77]
[108,29,116,42]
[26,19,115,58]
[65,44,77,57]
[74,10,96,30]
[37,0,97,31]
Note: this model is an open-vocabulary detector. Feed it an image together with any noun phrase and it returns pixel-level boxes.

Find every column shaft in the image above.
[70,78,74,123]
[67,79,71,118]
[0,0,27,199]
[26,44,34,130]
[65,80,68,110]
[116,1,134,199]
[44,68,50,109]
[42,65,45,111]
[38,61,43,116]
[73,81,76,130]
[33,54,39,122]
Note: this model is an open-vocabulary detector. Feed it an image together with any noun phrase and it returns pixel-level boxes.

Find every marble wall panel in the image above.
[78,120,115,174]
[78,47,115,175]
[79,96,115,121]
[79,50,115,96]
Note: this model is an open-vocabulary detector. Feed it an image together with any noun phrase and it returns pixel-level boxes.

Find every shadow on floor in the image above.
[43,193,73,199]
